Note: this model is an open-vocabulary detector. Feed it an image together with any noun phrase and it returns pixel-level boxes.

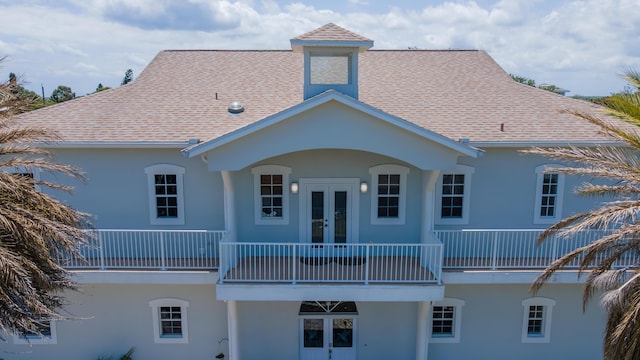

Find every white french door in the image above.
[299,179,360,245]
[300,317,356,360]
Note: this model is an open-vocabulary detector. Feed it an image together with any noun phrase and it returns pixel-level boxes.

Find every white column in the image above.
[221,171,237,242]
[416,301,432,360]
[227,300,240,360]
[421,170,440,243]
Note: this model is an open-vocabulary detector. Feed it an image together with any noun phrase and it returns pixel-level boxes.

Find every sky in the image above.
[0,0,639,97]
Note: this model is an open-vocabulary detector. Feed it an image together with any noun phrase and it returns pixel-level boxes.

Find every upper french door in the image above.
[299,179,360,245]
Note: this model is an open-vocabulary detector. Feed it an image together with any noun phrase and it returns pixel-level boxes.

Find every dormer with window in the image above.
[290,23,373,100]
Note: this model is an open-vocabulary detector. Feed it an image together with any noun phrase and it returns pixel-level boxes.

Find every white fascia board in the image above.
[469,140,626,148]
[442,270,586,284]
[183,90,483,159]
[73,270,218,284]
[290,39,373,52]
[38,141,193,149]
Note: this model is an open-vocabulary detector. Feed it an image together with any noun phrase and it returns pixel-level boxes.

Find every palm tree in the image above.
[0,58,91,338]
[525,70,640,360]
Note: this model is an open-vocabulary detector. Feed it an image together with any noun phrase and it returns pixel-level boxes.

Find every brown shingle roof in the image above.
[292,23,373,42]
[16,49,611,145]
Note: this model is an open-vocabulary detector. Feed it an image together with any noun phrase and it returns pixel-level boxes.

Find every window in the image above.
[521,297,555,343]
[145,164,185,225]
[3,167,42,191]
[149,298,189,344]
[430,298,464,343]
[252,165,291,225]
[13,320,57,345]
[369,164,409,225]
[534,165,565,224]
[436,165,474,225]
[310,53,351,84]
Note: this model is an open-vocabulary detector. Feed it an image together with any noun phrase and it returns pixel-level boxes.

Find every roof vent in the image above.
[228,101,244,114]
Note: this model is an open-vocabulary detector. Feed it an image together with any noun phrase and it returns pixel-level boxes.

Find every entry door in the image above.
[309,184,349,245]
[301,318,356,360]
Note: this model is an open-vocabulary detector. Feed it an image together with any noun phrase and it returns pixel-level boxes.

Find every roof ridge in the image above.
[292,23,372,42]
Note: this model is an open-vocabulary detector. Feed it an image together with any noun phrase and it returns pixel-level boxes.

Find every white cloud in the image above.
[0,0,638,96]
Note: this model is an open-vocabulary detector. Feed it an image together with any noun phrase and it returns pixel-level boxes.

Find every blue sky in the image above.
[0,0,638,97]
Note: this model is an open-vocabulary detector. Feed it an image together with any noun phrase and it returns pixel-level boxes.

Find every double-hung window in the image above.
[436,165,474,224]
[13,320,56,345]
[534,165,564,224]
[149,298,189,344]
[252,165,291,225]
[430,298,464,343]
[369,164,409,225]
[145,164,185,225]
[521,297,555,343]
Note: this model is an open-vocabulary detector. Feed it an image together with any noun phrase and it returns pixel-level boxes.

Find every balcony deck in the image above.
[60,229,638,285]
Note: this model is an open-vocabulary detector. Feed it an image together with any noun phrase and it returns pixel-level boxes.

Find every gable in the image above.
[184,91,481,171]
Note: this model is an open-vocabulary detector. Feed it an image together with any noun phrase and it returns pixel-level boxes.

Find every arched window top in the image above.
[299,301,358,315]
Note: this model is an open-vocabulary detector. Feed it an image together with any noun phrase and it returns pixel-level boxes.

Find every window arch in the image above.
[521,297,556,343]
[299,301,358,315]
[149,298,189,344]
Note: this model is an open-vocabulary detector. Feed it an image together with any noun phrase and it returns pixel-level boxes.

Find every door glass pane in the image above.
[333,318,353,348]
[334,191,347,244]
[304,319,324,348]
[311,191,324,244]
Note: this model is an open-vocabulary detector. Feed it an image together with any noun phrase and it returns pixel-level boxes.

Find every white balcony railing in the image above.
[218,242,443,284]
[436,229,639,270]
[56,229,640,279]
[58,229,226,270]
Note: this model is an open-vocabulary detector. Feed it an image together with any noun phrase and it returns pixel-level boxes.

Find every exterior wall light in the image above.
[360,181,368,193]
[290,182,299,194]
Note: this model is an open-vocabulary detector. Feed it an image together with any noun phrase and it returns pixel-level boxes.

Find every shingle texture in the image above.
[293,23,372,42]
[17,47,611,144]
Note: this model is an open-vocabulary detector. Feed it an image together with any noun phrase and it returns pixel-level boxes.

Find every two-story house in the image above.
[5,23,614,360]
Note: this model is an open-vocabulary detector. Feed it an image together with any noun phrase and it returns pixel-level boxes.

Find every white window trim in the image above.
[534,164,565,224]
[145,164,186,225]
[430,298,465,343]
[521,297,556,343]
[435,165,475,225]
[13,320,57,345]
[2,166,42,192]
[149,298,189,344]
[369,164,410,225]
[252,165,291,225]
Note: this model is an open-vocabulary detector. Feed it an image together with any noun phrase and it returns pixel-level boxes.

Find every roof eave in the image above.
[183,90,483,159]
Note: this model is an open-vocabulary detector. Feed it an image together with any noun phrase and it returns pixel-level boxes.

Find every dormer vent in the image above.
[228,101,244,114]
[291,23,373,100]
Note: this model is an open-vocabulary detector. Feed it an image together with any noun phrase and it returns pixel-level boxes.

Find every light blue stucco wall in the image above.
[234,149,423,244]
[0,283,228,360]
[42,148,224,230]
[431,284,605,360]
[442,147,604,230]
[42,145,607,243]
[232,284,604,360]
[236,300,418,360]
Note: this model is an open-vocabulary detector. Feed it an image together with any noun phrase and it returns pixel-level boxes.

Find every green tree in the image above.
[95,83,110,92]
[121,69,133,85]
[50,85,75,103]
[0,58,91,337]
[525,69,640,360]
[510,74,536,87]
[6,72,47,111]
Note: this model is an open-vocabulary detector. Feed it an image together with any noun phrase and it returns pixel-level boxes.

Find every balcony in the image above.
[59,229,638,284]
[59,229,226,270]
